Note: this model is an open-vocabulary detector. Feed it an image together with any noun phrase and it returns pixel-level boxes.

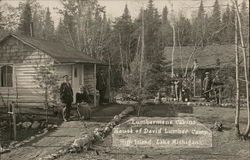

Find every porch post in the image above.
[72,64,75,102]
[82,64,84,85]
[94,64,97,107]
[108,63,111,102]
[193,72,196,97]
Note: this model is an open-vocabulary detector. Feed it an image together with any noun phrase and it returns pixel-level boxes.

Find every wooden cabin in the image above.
[0,34,103,112]
[165,45,249,98]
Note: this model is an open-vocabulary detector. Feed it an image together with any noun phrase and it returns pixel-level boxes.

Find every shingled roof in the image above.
[164,45,249,69]
[0,34,102,64]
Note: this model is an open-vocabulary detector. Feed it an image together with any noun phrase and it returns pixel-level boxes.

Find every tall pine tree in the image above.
[191,0,206,46]
[222,4,234,43]
[19,2,32,36]
[33,10,43,38]
[240,0,249,44]
[113,4,135,65]
[176,13,192,46]
[144,0,161,63]
[55,18,67,43]
[160,6,173,48]
[43,8,54,40]
[208,0,222,44]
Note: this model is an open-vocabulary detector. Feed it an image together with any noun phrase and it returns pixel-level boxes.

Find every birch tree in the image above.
[232,0,250,139]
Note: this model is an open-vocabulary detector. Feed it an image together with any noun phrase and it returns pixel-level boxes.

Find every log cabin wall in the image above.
[0,36,54,110]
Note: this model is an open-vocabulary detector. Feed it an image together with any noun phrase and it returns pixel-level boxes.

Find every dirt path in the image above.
[0,105,128,160]
[0,121,104,160]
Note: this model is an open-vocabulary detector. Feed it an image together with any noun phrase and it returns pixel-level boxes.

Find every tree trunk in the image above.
[171,24,175,79]
[234,11,240,135]
[184,45,198,77]
[45,86,48,125]
[119,32,124,79]
[108,53,112,103]
[171,24,176,97]
[136,35,141,62]
[138,8,145,117]
[233,0,250,137]
[177,28,183,73]
[139,8,145,89]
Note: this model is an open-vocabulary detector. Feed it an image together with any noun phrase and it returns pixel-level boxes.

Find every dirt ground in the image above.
[0,104,127,160]
[1,104,249,160]
[59,105,250,160]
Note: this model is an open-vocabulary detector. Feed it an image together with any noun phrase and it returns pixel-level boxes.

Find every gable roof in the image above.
[164,45,249,69]
[0,34,102,64]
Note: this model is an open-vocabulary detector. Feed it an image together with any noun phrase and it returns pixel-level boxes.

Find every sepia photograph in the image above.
[0,0,249,159]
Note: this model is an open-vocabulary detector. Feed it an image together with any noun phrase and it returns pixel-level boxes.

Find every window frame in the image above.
[74,66,78,78]
[0,63,14,88]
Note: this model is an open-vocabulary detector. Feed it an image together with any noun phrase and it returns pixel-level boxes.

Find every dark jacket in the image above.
[203,77,212,91]
[60,82,73,104]
[76,91,91,104]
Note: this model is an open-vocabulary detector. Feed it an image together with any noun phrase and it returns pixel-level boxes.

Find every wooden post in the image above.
[219,87,222,105]
[193,72,196,97]
[82,64,84,86]
[72,64,75,103]
[8,102,16,140]
[12,103,16,141]
[45,87,48,125]
[108,57,111,103]
[94,64,97,107]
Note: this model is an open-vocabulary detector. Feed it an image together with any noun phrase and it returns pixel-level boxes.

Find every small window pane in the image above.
[74,67,77,78]
[1,65,13,87]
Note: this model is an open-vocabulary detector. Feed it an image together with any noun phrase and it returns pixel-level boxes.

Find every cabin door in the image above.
[72,64,82,103]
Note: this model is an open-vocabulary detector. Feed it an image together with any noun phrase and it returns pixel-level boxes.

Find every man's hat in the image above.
[63,75,69,78]
[205,72,210,75]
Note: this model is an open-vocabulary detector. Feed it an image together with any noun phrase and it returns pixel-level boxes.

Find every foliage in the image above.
[32,10,44,38]
[240,0,249,45]
[208,0,222,44]
[34,63,60,104]
[0,0,249,98]
[113,4,135,65]
[0,0,55,39]
[176,14,192,46]
[43,8,55,40]
[18,2,32,36]
[0,3,20,32]
[58,0,110,59]
[146,52,171,95]
[122,51,151,102]
[221,4,235,44]
[159,6,173,48]
[191,0,207,46]
[143,0,161,63]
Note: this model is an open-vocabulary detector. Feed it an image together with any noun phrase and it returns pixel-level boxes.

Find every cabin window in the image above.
[74,67,77,78]
[0,65,13,87]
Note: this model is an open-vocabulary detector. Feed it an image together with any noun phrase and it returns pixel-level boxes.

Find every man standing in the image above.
[203,72,212,101]
[60,75,73,122]
[96,70,106,105]
[212,73,223,104]
[174,74,182,101]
